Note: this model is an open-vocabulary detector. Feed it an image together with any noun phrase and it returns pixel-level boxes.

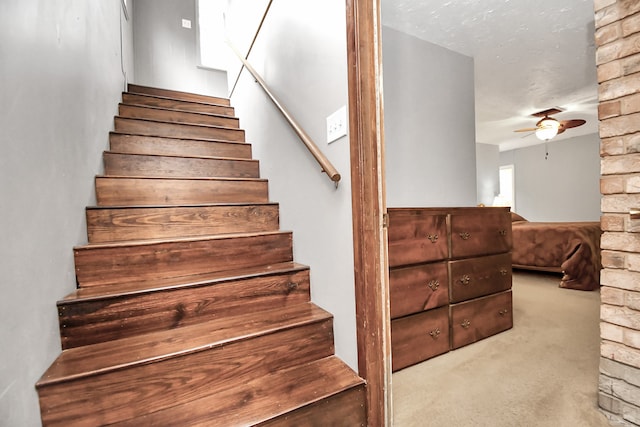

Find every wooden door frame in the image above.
[345,0,392,425]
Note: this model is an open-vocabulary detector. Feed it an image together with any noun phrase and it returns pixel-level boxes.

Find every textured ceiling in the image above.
[381,0,599,151]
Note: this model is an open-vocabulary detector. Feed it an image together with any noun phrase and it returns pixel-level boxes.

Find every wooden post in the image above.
[345,0,392,425]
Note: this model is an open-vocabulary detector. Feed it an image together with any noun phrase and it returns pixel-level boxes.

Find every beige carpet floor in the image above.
[392,270,611,427]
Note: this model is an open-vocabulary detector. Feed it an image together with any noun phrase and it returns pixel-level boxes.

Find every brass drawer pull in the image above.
[500,268,508,276]
[427,233,439,243]
[459,232,470,240]
[459,274,471,285]
[429,328,441,339]
[461,319,471,329]
[498,229,507,236]
[427,279,440,291]
[499,309,509,316]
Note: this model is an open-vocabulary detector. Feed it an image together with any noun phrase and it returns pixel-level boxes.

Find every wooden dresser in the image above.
[388,206,513,372]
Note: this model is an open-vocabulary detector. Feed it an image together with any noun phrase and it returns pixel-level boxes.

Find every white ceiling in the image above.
[381,0,599,151]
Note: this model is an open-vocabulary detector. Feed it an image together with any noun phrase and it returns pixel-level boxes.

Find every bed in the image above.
[510,212,602,291]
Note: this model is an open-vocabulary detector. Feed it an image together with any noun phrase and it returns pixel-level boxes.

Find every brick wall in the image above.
[595,0,640,425]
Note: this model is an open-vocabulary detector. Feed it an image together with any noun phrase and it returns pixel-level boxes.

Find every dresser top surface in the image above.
[387,206,510,214]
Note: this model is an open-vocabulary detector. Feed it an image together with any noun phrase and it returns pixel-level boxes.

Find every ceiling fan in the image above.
[514,108,586,141]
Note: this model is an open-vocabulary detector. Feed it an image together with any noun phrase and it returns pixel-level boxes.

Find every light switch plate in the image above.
[182,19,192,29]
[326,106,347,144]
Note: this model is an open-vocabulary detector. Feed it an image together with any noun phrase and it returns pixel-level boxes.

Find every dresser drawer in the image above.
[449,253,512,303]
[388,209,448,267]
[391,306,450,371]
[450,291,513,349]
[450,209,512,258]
[390,262,449,318]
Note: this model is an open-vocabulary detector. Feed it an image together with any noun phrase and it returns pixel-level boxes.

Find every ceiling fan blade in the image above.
[514,127,537,132]
[531,107,563,118]
[559,119,586,129]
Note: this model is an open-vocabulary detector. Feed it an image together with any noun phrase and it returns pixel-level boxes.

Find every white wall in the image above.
[476,143,501,206]
[133,0,228,97]
[382,26,478,207]
[224,0,271,95]
[227,1,357,369]
[0,1,134,425]
[499,133,601,221]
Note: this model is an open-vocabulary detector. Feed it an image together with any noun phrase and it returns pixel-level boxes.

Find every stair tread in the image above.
[96,174,267,182]
[104,150,257,163]
[120,102,237,121]
[118,355,365,426]
[109,131,249,145]
[123,91,233,109]
[60,261,308,303]
[127,84,230,106]
[37,302,329,387]
[75,229,289,251]
[86,201,278,210]
[114,115,240,132]
[114,117,245,143]
[118,104,240,129]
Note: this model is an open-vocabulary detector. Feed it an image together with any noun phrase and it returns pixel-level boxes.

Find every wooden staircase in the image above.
[36,84,366,426]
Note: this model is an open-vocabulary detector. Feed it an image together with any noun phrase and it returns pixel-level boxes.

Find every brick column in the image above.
[595,0,640,425]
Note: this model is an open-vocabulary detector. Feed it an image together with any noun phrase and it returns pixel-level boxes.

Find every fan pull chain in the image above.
[545,141,549,160]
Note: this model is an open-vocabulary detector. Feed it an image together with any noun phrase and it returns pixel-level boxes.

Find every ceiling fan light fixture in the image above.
[535,117,560,141]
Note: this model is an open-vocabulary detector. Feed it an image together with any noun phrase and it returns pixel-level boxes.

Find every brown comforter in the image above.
[511,219,602,291]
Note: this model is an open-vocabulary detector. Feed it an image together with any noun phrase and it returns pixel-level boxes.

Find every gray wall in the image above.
[499,133,601,221]
[0,1,134,425]
[133,0,228,97]
[228,0,358,369]
[476,143,501,206]
[382,26,478,207]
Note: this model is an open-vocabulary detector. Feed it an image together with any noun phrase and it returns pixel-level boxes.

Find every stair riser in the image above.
[122,93,235,117]
[109,133,252,159]
[111,356,364,427]
[59,268,310,349]
[38,320,334,427]
[128,84,230,106]
[103,152,260,179]
[115,117,245,142]
[95,177,269,206]
[74,232,293,287]
[119,104,240,129]
[259,386,367,427]
[87,204,279,243]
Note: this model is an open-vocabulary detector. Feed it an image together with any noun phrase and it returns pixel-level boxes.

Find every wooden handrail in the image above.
[228,0,273,98]
[227,40,341,185]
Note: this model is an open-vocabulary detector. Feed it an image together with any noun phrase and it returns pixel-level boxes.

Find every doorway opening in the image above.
[495,164,515,211]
